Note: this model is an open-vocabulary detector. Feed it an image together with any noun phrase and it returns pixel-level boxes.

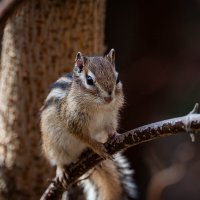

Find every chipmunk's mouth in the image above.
[95,92,113,104]
[104,96,113,104]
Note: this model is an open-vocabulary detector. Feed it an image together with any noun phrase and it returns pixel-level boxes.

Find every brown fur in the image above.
[90,160,123,200]
[40,50,126,199]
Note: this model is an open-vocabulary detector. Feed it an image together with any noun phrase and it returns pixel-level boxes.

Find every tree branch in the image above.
[40,103,200,200]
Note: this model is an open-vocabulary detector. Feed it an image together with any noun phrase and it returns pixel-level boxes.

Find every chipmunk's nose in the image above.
[108,90,112,96]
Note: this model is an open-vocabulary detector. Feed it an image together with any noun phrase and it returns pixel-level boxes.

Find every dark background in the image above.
[105,0,200,200]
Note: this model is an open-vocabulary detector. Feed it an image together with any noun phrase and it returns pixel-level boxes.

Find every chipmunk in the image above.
[40,49,137,200]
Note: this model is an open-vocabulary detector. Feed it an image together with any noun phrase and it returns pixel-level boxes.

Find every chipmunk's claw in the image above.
[95,142,113,160]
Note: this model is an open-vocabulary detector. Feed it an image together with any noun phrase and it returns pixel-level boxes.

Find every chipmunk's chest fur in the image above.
[42,102,117,166]
[65,98,117,143]
[88,105,117,142]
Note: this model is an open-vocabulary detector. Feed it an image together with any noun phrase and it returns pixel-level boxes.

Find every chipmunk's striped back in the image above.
[41,73,72,111]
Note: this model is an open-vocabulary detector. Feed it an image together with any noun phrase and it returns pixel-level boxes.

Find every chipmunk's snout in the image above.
[104,91,113,103]
[104,96,112,103]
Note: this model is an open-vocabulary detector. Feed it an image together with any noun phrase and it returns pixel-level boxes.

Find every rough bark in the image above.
[0,0,106,199]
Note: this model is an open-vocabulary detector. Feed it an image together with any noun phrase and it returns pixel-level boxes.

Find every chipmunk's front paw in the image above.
[56,166,69,189]
[95,142,113,160]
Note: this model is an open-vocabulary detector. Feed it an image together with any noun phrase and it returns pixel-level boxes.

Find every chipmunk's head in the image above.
[73,49,123,105]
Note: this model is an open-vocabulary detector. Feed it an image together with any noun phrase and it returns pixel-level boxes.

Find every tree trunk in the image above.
[0,0,106,199]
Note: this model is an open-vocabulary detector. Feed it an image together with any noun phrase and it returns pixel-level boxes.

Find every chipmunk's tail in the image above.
[80,153,137,200]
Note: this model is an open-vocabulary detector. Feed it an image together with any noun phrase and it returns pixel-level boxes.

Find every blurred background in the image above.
[0,0,200,199]
[105,0,200,199]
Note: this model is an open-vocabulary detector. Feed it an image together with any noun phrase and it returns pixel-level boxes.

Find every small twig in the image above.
[188,103,199,142]
[40,104,200,200]
[0,0,26,25]
[190,103,199,114]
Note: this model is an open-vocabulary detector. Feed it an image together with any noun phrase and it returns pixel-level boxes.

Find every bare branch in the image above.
[40,104,200,200]
[0,0,25,25]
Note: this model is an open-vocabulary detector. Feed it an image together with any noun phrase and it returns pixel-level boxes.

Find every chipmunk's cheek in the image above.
[115,85,122,95]
[94,90,102,104]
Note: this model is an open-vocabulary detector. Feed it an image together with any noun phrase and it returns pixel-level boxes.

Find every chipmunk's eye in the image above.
[116,75,120,84]
[86,75,94,86]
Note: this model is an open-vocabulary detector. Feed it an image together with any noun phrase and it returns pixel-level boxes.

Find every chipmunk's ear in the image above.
[74,52,87,73]
[105,49,115,65]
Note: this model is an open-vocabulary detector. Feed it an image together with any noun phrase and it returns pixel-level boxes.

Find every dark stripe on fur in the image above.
[50,81,68,90]
[49,73,72,91]
[62,72,73,79]
[114,154,137,200]
[41,97,60,112]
